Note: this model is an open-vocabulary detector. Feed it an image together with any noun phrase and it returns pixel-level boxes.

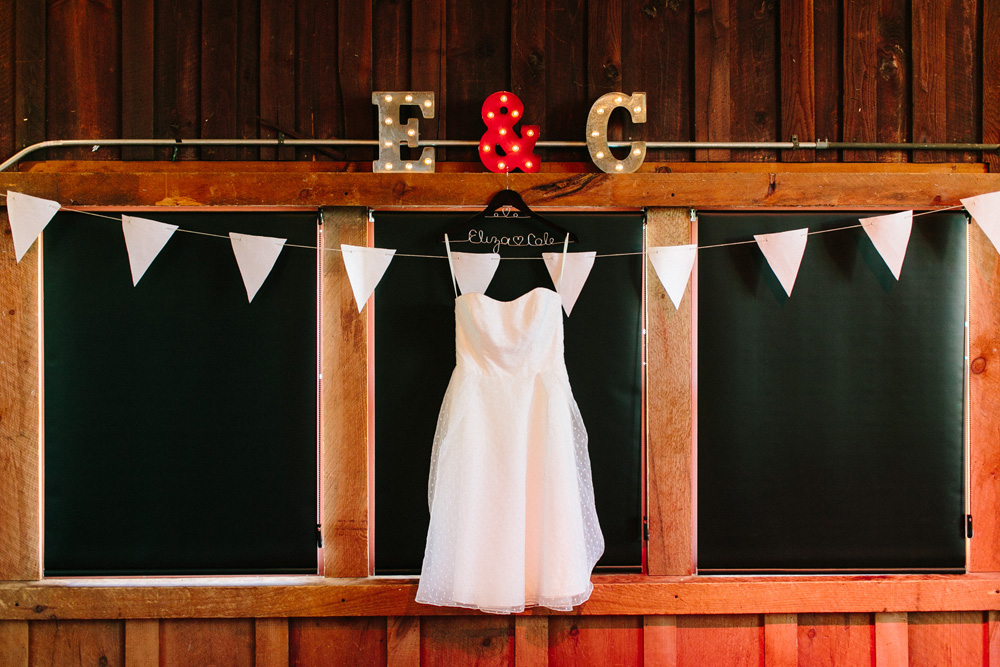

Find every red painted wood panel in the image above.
[154,0,200,160]
[421,616,514,667]
[728,0,778,162]
[120,0,154,160]
[337,1,373,162]
[585,0,621,148]
[0,0,12,162]
[28,620,124,667]
[160,619,253,667]
[812,0,841,162]
[444,0,510,162]
[290,618,387,667]
[622,0,692,162]
[14,0,45,154]
[842,0,909,162]
[798,613,873,667]
[201,0,238,160]
[693,0,732,161]
[373,0,412,91]
[260,0,295,160]
[294,0,340,162]
[907,612,985,667]
[912,0,980,163]
[676,614,763,667]
[45,0,121,160]
[780,0,815,161]
[984,0,999,172]
[542,0,586,162]
[234,0,259,161]
[510,0,546,156]
[548,616,642,667]
[410,0,444,159]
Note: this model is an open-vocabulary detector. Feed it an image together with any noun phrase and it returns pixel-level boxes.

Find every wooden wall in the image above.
[2,612,1000,666]
[0,0,997,167]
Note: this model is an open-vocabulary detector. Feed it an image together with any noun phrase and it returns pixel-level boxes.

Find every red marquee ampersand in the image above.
[478,91,540,173]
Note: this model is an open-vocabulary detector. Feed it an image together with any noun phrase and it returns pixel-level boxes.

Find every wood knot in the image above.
[972,357,987,374]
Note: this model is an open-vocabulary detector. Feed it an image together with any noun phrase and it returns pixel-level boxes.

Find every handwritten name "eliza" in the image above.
[468,229,562,253]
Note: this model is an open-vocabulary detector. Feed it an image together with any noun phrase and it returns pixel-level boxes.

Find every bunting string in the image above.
[1,189,994,312]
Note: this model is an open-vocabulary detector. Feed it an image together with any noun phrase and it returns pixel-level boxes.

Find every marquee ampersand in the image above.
[478,91,540,173]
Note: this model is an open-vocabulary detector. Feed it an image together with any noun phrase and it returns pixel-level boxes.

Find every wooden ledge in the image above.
[1,166,998,209]
[3,574,1000,619]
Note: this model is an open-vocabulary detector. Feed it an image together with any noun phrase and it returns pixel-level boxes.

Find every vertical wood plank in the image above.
[160,619,253,667]
[728,0,778,161]
[912,0,979,163]
[121,0,155,160]
[260,0,295,160]
[411,0,444,158]
[510,0,546,154]
[798,613,873,667]
[421,617,514,667]
[154,0,200,160]
[201,0,238,160]
[14,0,45,153]
[812,0,841,162]
[124,619,159,667]
[676,615,763,667]
[549,616,642,667]
[693,0,731,161]
[842,0,909,162]
[645,208,694,575]
[907,612,984,667]
[0,621,29,667]
[338,1,373,162]
[874,612,908,667]
[969,220,1000,571]
[586,0,621,146]
[235,0,260,161]
[29,620,125,667]
[322,208,369,577]
[780,0,815,161]
[46,0,122,160]
[255,618,289,667]
[0,208,40,581]
[374,0,412,91]
[0,0,15,163]
[643,615,677,666]
[763,614,798,667]
[623,0,692,162]
[989,611,1000,665]
[444,0,510,162]
[542,0,586,162]
[514,616,548,667]
[290,618,387,667]
[985,0,1000,173]
[388,616,420,667]
[295,0,340,162]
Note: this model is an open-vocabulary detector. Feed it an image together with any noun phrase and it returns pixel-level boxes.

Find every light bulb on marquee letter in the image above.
[585,92,646,173]
[373,91,436,173]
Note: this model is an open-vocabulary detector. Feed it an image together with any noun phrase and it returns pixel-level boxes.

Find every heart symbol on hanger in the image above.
[513,235,524,245]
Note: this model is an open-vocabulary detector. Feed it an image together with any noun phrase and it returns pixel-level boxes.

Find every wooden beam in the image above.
[124,619,159,667]
[645,209,694,575]
[513,616,547,667]
[5,574,1000,619]
[874,612,908,667]
[642,615,677,666]
[254,618,289,667]
[0,620,28,666]
[321,207,369,577]
[763,614,798,667]
[0,170,998,209]
[0,210,40,581]
[387,616,420,667]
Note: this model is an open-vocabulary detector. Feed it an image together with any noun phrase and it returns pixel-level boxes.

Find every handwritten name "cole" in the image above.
[468,229,562,253]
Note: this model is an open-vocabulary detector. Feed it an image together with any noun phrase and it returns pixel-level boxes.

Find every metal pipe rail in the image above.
[2,137,999,172]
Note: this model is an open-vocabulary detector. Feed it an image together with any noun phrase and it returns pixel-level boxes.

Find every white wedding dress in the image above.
[414,235,604,614]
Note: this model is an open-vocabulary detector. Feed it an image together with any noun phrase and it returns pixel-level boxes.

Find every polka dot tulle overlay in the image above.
[415,288,604,614]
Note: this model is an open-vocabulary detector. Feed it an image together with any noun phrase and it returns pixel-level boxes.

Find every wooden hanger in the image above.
[442,189,578,243]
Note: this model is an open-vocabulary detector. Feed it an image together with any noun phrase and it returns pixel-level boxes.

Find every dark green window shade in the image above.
[697,212,966,573]
[373,212,644,574]
[43,212,318,576]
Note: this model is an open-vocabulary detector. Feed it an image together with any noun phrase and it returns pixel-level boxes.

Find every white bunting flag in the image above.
[648,244,698,309]
[962,190,1000,253]
[860,210,913,280]
[754,228,809,297]
[451,251,501,295]
[543,251,596,316]
[121,215,178,285]
[229,232,286,302]
[6,191,60,262]
[341,244,396,312]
